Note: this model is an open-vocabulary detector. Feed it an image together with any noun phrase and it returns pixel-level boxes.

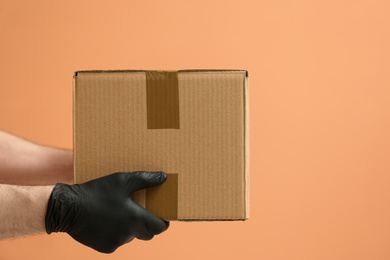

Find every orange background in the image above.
[1,0,390,259]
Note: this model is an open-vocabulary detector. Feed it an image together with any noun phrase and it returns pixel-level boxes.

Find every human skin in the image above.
[0,130,73,185]
[0,184,54,239]
[0,130,73,239]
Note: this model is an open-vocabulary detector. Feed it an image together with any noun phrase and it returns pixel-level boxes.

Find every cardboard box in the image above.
[73,70,249,221]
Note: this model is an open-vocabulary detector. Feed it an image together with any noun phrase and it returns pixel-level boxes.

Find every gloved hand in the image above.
[45,171,169,254]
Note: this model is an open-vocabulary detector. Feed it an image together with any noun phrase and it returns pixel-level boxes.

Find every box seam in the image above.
[244,75,250,220]
[73,73,77,184]
[73,69,248,75]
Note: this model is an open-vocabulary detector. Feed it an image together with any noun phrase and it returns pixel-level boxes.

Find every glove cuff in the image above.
[45,183,80,234]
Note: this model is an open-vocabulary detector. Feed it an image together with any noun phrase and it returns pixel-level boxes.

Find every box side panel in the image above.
[73,72,147,184]
[74,70,248,220]
[177,72,247,220]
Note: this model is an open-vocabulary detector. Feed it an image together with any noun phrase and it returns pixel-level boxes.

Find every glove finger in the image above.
[124,237,135,244]
[125,171,167,194]
[143,210,170,235]
[137,232,154,241]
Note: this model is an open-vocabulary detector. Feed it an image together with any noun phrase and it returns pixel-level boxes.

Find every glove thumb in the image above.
[125,171,167,194]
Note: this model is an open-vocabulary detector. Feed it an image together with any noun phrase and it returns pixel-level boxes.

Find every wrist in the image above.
[45,183,79,234]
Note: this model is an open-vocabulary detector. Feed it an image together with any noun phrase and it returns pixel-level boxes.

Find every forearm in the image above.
[0,184,54,239]
[0,130,73,185]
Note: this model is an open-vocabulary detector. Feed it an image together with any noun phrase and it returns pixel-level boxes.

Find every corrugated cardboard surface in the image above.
[73,70,249,220]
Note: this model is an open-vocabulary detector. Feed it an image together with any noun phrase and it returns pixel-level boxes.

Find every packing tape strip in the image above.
[146,173,178,220]
[145,70,180,129]
[145,71,179,219]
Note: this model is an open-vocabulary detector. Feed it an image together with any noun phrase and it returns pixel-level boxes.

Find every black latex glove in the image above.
[45,171,169,254]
